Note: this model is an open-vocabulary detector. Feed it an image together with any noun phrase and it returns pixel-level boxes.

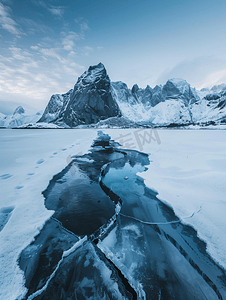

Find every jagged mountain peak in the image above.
[167,78,189,86]
[163,78,191,94]
[13,106,25,115]
[162,78,198,106]
[131,84,139,94]
[0,107,40,128]
[145,85,152,91]
[200,87,210,92]
[54,63,121,127]
[210,83,226,93]
[153,85,162,92]
[76,62,108,86]
[88,62,105,72]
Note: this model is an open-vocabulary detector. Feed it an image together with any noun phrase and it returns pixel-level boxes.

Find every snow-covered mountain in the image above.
[38,63,121,127]
[38,90,73,123]
[0,106,42,128]
[0,112,6,123]
[191,88,226,124]
[112,78,226,126]
[36,63,226,128]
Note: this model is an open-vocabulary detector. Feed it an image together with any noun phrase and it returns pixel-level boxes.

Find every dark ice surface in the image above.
[101,154,226,299]
[0,205,14,231]
[19,132,226,300]
[19,218,79,297]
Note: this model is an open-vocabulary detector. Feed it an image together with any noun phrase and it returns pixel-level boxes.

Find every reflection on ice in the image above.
[43,151,116,236]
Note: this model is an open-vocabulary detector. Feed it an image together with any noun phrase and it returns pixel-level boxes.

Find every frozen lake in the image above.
[0,129,226,300]
[0,129,98,173]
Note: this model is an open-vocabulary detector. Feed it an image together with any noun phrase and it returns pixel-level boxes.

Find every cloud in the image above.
[0,44,85,111]
[62,31,80,51]
[198,69,226,90]
[48,7,64,17]
[40,48,63,61]
[0,7,93,111]
[31,45,39,50]
[79,21,89,32]
[9,47,31,61]
[74,19,90,38]
[68,50,76,56]
[59,20,90,52]
[32,0,64,18]
[0,3,20,34]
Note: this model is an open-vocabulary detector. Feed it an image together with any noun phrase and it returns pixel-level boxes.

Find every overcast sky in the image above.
[1,0,226,113]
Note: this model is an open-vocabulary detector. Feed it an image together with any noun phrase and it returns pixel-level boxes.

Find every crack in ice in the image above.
[27,236,87,300]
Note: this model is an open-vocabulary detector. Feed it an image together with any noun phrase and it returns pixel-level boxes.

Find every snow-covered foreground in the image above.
[133,129,226,271]
[0,128,226,299]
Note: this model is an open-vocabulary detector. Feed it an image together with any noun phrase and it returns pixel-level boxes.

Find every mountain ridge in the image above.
[0,106,42,128]
[1,63,226,128]
[37,63,226,127]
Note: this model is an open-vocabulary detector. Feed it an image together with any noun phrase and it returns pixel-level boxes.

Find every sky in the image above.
[1,0,226,114]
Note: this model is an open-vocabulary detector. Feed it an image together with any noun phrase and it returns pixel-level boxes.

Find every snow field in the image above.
[133,129,226,270]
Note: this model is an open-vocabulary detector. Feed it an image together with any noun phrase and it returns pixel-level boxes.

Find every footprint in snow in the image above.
[53,152,57,155]
[15,186,24,189]
[27,173,35,176]
[62,148,67,151]
[0,174,12,180]
[36,159,44,164]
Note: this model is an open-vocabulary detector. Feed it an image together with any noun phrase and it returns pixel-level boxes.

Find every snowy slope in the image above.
[111,82,149,122]
[148,99,191,125]
[111,81,192,125]
[112,78,226,126]
[191,90,226,124]
[0,112,6,125]
[38,90,73,123]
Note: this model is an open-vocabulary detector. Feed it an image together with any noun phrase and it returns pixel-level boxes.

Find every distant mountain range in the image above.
[1,63,226,128]
[0,106,41,128]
